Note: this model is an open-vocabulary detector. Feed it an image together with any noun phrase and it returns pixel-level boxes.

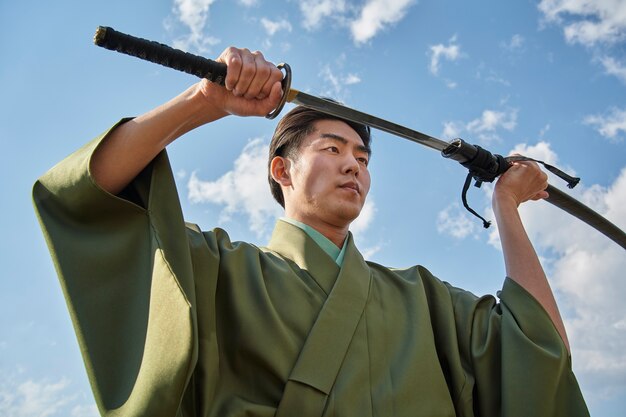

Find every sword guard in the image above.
[266,63,292,120]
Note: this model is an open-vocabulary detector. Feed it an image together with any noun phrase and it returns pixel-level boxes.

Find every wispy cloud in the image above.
[584,106,626,142]
[260,17,293,50]
[501,33,525,51]
[351,198,376,236]
[538,0,626,84]
[71,404,99,417]
[0,374,97,417]
[437,202,479,239]
[297,0,416,44]
[188,138,283,238]
[598,55,626,84]
[538,0,626,47]
[238,0,258,6]
[442,108,518,144]
[298,0,347,30]
[350,0,415,44]
[319,64,361,101]
[168,0,220,52]
[260,17,293,36]
[429,35,463,75]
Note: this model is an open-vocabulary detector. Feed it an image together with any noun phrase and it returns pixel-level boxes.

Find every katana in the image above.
[93,26,626,250]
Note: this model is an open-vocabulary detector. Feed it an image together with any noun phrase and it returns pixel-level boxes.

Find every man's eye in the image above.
[326,146,339,153]
[358,157,369,166]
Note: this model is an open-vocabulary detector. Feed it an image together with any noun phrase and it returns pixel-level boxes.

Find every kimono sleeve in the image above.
[32,121,208,417]
[450,277,589,417]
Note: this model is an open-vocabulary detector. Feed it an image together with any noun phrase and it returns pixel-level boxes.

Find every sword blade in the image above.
[93,26,626,250]
[286,89,449,152]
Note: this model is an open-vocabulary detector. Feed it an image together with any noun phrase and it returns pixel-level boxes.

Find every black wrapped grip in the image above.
[94,26,227,85]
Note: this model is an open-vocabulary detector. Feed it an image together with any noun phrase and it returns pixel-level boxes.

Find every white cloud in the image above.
[351,197,380,259]
[318,58,362,101]
[467,109,517,134]
[188,138,283,237]
[71,404,99,417]
[599,55,626,84]
[361,243,383,259]
[344,73,362,85]
[501,33,525,50]
[442,108,518,144]
[442,121,462,140]
[351,198,377,236]
[170,0,220,52]
[509,141,561,165]
[260,17,293,36]
[299,0,347,30]
[584,106,626,142]
[538,0,626,47]
[0,376,86,417]
[429,35,463,76]
[350,0,415,44]
[297,0,416,44]
[437,203,479,239]
[238,0,258,6]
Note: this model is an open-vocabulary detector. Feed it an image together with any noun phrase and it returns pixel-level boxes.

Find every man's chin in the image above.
[335,204,364,224]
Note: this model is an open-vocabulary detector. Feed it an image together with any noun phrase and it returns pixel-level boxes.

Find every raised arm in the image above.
[91,47,284,195]
[492,161,570,353]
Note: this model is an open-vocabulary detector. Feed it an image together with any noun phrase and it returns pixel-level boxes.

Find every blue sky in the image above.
[2,0,625,415]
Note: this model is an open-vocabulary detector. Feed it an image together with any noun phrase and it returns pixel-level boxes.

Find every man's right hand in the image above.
[197,46,284,118]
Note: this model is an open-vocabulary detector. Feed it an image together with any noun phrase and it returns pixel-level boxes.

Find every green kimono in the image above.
[33,123,589,417]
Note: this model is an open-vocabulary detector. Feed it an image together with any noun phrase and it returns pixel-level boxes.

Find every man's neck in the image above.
[284,213,348,248]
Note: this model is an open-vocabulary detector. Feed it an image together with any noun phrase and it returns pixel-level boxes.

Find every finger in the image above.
[258,64,284,100]
[233,48,256,97]
[219,47,243,92]
[252,81,283,116]
[244,51,272,99]
[531,190,549,201]
[266,80,283,109]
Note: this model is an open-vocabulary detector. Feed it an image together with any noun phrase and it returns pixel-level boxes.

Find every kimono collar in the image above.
[266,220,368,295]
[279,217,347,266]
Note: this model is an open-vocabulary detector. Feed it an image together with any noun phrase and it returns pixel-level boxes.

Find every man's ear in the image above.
[270,156,292,187]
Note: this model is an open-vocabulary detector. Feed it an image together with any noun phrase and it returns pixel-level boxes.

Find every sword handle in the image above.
[94,26,228,85]
[93,26,291,119]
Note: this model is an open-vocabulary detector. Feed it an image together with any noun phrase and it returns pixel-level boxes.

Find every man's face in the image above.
[282,119,371,228]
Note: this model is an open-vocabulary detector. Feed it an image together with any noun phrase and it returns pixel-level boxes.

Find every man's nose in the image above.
[342,154,360,175]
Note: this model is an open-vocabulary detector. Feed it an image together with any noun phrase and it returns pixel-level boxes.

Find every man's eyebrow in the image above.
[319,132,371,155]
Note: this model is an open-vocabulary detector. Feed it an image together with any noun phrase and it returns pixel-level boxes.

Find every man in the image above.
[33,47,588,416]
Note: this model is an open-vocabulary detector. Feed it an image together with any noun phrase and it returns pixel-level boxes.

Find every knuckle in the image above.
[256,64,271,77]
[224,46,239,57]
[240,64,255,78]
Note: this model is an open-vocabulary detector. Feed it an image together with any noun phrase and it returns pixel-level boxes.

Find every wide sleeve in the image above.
[450,277,589,417]
[32,121,204,417]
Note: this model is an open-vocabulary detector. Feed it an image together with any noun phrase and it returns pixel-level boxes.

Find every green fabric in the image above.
[280,217,347,266]
[33,122,589,417]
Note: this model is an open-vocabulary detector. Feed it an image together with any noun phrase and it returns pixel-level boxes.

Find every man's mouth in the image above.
[339,181,360,194]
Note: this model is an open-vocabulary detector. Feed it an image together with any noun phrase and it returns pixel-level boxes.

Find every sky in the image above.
[1,0,625,415]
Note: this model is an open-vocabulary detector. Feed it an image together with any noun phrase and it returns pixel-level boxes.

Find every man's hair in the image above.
[268,105,372,208]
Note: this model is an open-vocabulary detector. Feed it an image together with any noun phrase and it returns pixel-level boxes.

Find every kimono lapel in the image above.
[267,221,372,417]
[266,220,340,294]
